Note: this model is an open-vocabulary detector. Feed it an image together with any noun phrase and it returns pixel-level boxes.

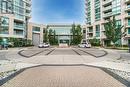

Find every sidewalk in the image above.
[86,61,130,72]
[0,47,34,52]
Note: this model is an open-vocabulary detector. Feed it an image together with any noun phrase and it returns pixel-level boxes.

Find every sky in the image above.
[30,0,85,24]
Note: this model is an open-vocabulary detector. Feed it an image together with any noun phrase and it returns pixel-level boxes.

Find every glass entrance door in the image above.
[59,39,70,45]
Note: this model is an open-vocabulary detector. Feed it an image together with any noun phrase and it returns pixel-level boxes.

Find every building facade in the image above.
[28,22,45,46]
[0,0,31,39]
[28,23,84,46]
[85,0,130,45]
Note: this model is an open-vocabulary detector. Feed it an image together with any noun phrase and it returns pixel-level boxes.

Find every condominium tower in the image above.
[0,0,31,38]
[85,0,130,45]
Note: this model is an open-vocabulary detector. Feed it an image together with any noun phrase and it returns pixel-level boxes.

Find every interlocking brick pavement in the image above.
[1,66,126,87]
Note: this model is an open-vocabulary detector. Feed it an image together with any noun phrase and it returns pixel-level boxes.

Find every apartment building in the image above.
[0,0,31,39]
[85,0,130,45]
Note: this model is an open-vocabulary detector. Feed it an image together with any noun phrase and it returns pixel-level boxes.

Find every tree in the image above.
[48,29,53,45]
[53,30,58,45]
[90,37,100,46]
[71,24,83,45]
[43,25,49,43]
[104,16,126,47]
[71,23,76,45]
[75,25,82,44]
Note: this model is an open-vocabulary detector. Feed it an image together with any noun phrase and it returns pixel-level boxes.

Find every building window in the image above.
[83,30,86,33]
[96,25,100,37]
[33,27,40,32]
[116,20,121,28]
[0,16,9,34]
[14,29,23,36]
[128,12,130,15]
[43,29,46,33]
[128,28,130,34]
[128,19,130,26]
[112,0,121,15]
[94,0,101,21]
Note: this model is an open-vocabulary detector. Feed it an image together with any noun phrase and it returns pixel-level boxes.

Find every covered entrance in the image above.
[58,35,71,45]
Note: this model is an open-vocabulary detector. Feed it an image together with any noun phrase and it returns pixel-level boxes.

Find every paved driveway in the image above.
[12,48,105,64]
[1,66,126,87]
[0,47,127,87]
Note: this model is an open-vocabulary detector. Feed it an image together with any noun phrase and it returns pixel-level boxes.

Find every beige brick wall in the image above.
[28,22,46,43]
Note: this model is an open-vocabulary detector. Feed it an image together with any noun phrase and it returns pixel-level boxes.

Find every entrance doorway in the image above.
[59,39,70,45]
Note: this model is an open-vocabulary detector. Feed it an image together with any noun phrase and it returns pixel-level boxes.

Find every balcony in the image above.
[24,0,32,5]
[14,30,24,36]
[25,13,31,18]
[103,0,112,6]
[125,5,130,11]
[26,7,31,11]
[125,23,130,28]
[125,0,130,4]
[87,29,93,33]
[103,5,112,12]
[14,24,25,30]
[103,12,112,18]
[125,13,130,18]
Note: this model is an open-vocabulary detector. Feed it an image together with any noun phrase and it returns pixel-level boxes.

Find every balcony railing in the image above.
[103,0,112,6]
[14,24,24,30]
[125,5,130,11]
[103,5,112,12]
[103,12,112,18]
[125,0,130,3]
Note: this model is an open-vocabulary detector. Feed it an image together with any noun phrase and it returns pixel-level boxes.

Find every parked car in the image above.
[78,39,91,48]
[38,43,50,48]
[78,43,91,48]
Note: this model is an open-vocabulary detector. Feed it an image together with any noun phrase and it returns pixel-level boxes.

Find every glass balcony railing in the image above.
[14,31,24,36]
[88,30,93,32]
[103,12,112,18]
[103,6,112,12]
[14,24,25,30]
[103,0,112,5]
[125,0,130,3]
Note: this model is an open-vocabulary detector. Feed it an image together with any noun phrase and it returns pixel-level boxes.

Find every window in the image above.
[116,20,121,27]
[0,17,9,34]
[33,27,40,32]
[112,0,121,15]
[128,19,130,26]
[83,30,86,33]
[94,0,101,21]
[128,28,130,34]
[96,25,100,37]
